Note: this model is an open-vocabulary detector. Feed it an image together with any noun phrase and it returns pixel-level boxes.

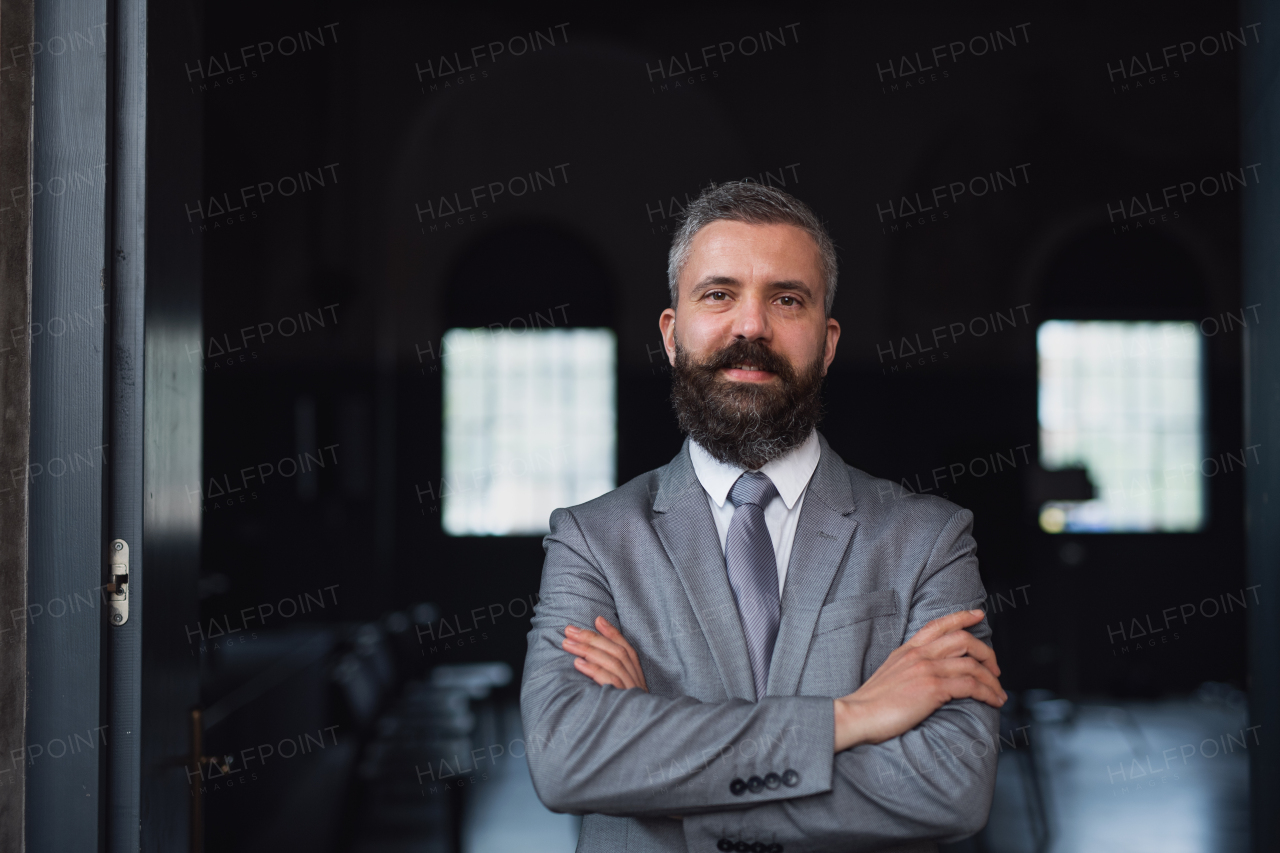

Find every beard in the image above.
[670,337,826,471]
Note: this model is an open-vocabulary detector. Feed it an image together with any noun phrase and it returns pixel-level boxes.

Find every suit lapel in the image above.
[651,441,757,701]
[766,434,859,697]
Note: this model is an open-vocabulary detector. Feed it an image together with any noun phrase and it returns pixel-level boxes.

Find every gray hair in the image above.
[667,181,838,316]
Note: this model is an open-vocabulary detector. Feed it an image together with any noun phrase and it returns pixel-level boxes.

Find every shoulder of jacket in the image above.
[556,466,664,526]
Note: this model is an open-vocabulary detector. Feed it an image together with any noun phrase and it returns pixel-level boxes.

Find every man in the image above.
[521,182,1004,853]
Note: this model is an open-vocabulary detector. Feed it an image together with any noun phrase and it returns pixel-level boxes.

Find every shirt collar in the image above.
[688,429,820,511]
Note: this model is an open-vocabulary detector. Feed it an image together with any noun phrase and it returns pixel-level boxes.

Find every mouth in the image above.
[720,362,777,382]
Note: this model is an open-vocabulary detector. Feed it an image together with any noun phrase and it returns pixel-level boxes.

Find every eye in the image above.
[777,295,799,307]
[707,290,728,301]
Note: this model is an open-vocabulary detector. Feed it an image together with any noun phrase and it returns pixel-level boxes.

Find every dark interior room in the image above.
[6,1,1280,852]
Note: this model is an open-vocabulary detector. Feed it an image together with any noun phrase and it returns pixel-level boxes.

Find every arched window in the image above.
[438,223,617,536]
[442,326,616,535]
[1037,320,1204,532]
[1035,229,1212,533]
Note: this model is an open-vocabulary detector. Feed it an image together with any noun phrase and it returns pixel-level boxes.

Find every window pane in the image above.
[1037,320,1203,533]
[442,327,616,536]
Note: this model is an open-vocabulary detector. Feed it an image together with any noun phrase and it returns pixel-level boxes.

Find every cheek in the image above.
[677,314,732,353]
[773,326,826,367]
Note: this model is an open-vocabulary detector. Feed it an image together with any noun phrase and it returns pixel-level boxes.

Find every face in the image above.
[659,220,841,469]
[659,220,840,380]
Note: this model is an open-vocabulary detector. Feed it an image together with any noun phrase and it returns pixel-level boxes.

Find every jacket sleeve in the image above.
[680,507,1000,852]
[520,507,837,818]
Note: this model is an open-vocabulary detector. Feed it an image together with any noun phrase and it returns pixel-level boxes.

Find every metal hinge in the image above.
[108,539,129,625]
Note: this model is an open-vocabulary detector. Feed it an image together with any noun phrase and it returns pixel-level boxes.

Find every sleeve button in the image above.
[733,842,750,852]
[767,845,784,853]
[729,777,747,795]
[717,840,733,852]
[781,769,800,787]
[750,843,767,853]
[763,772,781,789]
[746,775,765,793]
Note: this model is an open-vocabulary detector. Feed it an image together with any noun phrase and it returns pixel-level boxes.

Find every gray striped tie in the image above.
[726,472,781,699]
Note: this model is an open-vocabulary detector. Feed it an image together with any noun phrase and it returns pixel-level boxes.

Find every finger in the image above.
[567,624,647,689]
[574,657,617,688]
[573,652,631,689]
[595,617,631,649]
[568,630,635,676]
[573,656,625,689]
[570,626,641,677]
[922,631,1000,676]
[949,634,1000,677]
[596,617,644,673]
[908,609,986,647]
[595,618,638,660]
[963,637,1000,677]
[905,609,985,648]
[564,640,637,688]
[595,616,623,637]
[933,655,1004,693]
[561,632,606,655]
[938,674,1006,709]
[933,658,1006,701]
[563,637,617,666]
[581,638,644,690]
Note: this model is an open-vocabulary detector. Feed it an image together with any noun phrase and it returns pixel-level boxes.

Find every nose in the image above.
[730,292,771,341]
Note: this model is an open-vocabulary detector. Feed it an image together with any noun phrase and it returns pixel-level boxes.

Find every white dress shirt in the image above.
[688,429,821,596]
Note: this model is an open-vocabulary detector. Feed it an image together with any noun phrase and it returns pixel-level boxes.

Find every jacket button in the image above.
[733,842,750,852]
[764,772,781,789]
[750,843,767,853]
[717,840,733,852]
[747,775,765,793]
[781,769,800,787]
[729,778,747,795]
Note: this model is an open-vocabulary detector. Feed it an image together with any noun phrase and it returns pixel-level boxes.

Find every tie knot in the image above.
[729,472,778,509]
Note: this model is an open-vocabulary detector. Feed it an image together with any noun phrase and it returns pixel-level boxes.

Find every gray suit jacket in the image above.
[521,433,998,853]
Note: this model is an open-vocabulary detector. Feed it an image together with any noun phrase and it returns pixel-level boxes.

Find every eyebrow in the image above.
[688,276,816,302]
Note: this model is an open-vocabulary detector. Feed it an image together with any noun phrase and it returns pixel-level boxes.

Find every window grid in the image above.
[1037,320,1204,533]
[442,328,616,536]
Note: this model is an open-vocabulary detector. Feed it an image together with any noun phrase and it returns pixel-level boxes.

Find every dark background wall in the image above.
[190,0,1248,690]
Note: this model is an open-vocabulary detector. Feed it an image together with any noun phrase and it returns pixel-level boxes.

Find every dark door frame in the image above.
[0,0,35,845]
[20,0,203,850]
[25,0,111,849]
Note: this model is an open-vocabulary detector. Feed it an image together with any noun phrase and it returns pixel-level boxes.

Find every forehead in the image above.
[682,220,821,283]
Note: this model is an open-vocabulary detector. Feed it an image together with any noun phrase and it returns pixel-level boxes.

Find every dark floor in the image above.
[460,703,580,852]
[988,690,1252,853]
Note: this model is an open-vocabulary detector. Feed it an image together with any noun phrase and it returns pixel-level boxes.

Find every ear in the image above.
[822,317,841,375]
[659,308,678,366]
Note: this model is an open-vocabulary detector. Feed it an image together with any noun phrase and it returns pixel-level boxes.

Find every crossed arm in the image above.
[520,506,1004,851]
[565,609,1005,753]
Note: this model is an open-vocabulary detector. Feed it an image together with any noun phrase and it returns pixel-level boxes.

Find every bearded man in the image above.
[520,182,1004,853]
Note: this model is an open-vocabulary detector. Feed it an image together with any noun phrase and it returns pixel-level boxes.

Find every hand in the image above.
[833,609,1005,752]
[561,616,648,692]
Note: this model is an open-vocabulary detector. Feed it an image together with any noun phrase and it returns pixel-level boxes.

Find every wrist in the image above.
[833,698,862,753]
[835,696,875,752]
